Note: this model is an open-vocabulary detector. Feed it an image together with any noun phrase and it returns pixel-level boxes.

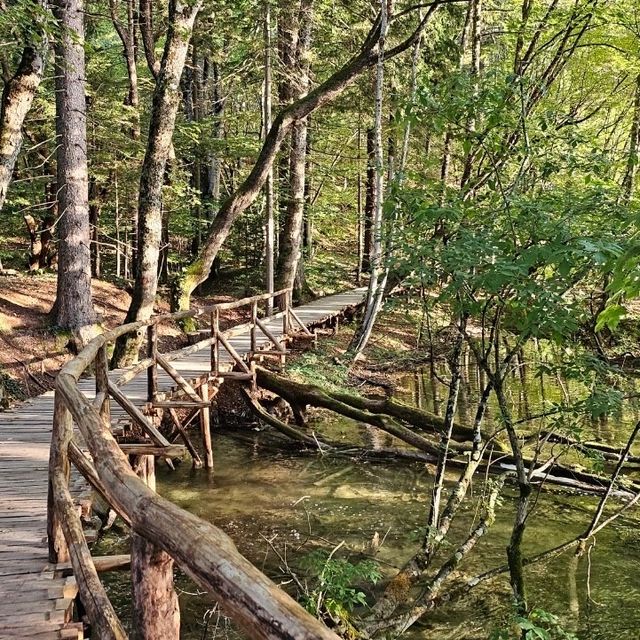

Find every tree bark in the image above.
[275,0,313,300]
[51,0,97,342]
[622,73,640,200]
[89,175,106,278]
[362,126,375,272]
[348,0,388,357]
[0,5,46,213]
[138,0,160,78]
[263,0,275,312]
[109,0,140,139]
[112,0,202,366]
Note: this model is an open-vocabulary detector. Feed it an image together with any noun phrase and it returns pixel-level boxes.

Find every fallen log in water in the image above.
[249,367,640,496]
[254,366,480,444]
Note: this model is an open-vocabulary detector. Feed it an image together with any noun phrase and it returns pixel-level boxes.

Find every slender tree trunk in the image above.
[0,4,46,213]
[276,0,296,247]
[356,121,364,282]
[348,0,388,357]
[24,214,43,270]
[264,0,275,313]
[89,176,104,279]
[138,0,160,78]
[460,0,482,189]
[276,119,309,294]
[276,0,313,299]
[206,59,224,217]
[110,0,140,279]
[109,0,140,139]
[362,126,375,272]
[112,0,202,366]
[51,0,97,343]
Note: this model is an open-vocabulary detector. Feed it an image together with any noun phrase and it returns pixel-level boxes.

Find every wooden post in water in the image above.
[200,381,213,469]
[147,324,158,402]
[131,454,180,640]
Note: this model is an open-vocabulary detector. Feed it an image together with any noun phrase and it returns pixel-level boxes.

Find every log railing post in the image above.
[131,454,180,640]
[96,342,110,426]
[47,395,72,564]
[282,291,290,337]
[211,309,220,376]
[147,324,158,402]
[250,300,258,357]
[200,382,213,470]
[266,290,273,318]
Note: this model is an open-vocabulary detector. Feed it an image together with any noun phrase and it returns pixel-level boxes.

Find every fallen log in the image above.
[531,430,640,465]
[251,367,640,496]
[254,367,480,445]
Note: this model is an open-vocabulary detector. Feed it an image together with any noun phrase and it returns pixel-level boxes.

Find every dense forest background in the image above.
[3,1,640,638]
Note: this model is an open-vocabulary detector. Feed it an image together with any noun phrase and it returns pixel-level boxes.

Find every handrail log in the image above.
[69,441,132,527]
[155,353,203,403]
[107,380,170,447]
[50,398,126,639]
[56,372,339,640]
[255,317,286,353]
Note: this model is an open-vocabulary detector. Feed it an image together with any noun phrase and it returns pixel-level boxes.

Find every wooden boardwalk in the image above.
[0,288,365,639]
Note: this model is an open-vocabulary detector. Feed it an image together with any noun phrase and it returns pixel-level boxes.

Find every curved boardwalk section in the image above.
[0,391,82,639]
[0,288,365,638]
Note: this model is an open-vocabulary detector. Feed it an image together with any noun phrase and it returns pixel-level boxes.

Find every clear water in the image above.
[97,349,640,639]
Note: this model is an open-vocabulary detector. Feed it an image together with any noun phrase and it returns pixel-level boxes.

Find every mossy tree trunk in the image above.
[0,1,47,213]
[112,0,202,366]
[51,0,98,344]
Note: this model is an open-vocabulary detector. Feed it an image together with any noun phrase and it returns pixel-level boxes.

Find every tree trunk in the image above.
[362,126,376,272]
[51,0,97,343]
[89,176,105,279]
[109,0,140,138]
[275,0,313,300]
[205,59,225,217]
[0,6,46,213]
[138,0,160,78]
[112,0,202,366]
[24,214,43,271]
[460,0,482,189]
[263,0,275,312]
[348,0,388,357]
[276,119,309,295]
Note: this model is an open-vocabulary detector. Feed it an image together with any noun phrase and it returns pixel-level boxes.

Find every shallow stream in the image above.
[98,349,640,639]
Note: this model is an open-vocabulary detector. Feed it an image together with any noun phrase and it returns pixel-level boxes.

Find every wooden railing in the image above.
[48,288,338,640]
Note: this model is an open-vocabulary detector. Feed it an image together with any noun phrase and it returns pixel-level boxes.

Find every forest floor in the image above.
[285,301,431,396]
[0,272,250,405]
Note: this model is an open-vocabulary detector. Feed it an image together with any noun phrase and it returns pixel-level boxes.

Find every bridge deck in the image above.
[0,288,365,638]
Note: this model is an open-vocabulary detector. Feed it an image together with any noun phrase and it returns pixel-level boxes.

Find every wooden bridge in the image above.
[0,287,365,639]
